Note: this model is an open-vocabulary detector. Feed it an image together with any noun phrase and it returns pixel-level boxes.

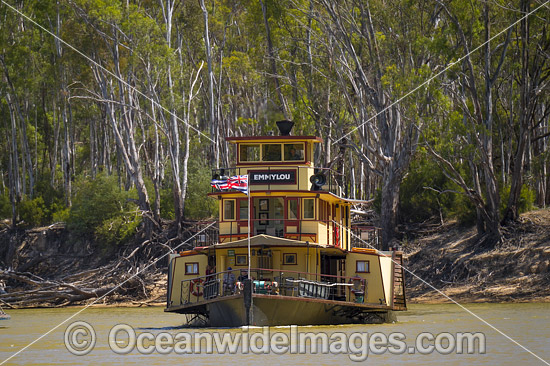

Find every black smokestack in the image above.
[276,120,294,136]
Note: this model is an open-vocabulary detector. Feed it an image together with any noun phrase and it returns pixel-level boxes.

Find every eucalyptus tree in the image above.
[71,0,157,234]
[309,0,440,249]
[428,1,521,243]
[503,0,550,221]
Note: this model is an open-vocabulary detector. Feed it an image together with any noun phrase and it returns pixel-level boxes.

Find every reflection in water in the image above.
[0,303,549,365]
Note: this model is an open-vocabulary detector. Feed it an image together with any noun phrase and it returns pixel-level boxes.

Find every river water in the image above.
[0,303,549,365]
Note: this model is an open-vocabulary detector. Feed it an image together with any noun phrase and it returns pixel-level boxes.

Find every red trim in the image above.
[209,190,331,197]
[227,136,322,142]
[237,161,306,166]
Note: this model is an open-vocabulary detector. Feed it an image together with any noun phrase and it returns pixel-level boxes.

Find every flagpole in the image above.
[247,188,251,280]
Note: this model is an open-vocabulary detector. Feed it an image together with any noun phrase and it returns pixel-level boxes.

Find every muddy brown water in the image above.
[0,303,549,365]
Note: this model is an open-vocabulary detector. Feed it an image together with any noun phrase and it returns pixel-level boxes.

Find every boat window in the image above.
[240,144,260,162]
[303,198,315,219]
[288,199,298,219]
[283,253,297,265]
[356,260,370,273]
[273,198,284,219]
[239,199,248,220]
[262,144,282,161]
[185,262,199,275]
[284,143,304,161]
[224,199,235,220]
[235,255,248,266]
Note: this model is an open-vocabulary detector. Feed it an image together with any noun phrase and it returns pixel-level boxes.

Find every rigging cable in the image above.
[333,220,550,366]
[0,0,215,144]
[333,0,550,144]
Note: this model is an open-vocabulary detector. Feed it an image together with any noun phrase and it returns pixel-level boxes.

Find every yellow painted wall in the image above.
[345,253,387,305]
[214,246,320,281]
[169,253,208,306]
[317,222,328,245]
[215,248,251,271]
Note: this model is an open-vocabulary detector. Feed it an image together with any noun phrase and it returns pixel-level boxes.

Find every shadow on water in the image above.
[137,325,245,331]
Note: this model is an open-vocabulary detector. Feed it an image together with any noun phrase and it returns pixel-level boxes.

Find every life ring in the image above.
[334,226,340,247]
[236,281,244,291]
[349,277,365,293]
[190,278,204,297]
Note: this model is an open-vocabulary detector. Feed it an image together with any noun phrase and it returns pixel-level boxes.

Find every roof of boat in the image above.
[225,136,322,143]
[210,234,329,249]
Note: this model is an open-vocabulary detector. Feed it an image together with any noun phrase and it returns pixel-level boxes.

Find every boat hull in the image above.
[167,294,396,327]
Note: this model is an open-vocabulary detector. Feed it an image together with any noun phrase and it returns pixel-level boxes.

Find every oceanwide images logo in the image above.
[64,321,486,361]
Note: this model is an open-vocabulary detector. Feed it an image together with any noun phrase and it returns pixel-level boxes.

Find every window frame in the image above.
[239,144,261,162]
[287,198,299,220]
[238,199,248,221]
[355,260,370,273]
[283,253,297,265]
[185,262,199,275]
[235,255,248,266]
[302,198,315,220]
[283,143,305,162]
[223,199,236,221]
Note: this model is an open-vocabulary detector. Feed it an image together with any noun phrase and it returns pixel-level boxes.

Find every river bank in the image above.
[403,210,550,304]
[1,210,550,308]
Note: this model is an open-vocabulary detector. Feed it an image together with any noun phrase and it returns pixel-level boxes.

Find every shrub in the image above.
[18,196,47,227]
[67,174,141,243]
[95,211,141,246]
[399,157,464,223]
[0,193,11,220]
[184,159,219,220]
[500,184,535,216]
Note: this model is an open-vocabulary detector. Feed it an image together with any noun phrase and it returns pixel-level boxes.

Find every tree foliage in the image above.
[0,0,548,247]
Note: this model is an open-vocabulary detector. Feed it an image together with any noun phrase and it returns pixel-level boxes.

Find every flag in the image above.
[211,175,248,195]
[229,175,248,195]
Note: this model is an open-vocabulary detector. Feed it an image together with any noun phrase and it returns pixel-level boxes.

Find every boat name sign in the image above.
[249,170,296,185]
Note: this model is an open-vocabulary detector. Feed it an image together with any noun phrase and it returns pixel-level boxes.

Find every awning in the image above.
[213,234,325,249]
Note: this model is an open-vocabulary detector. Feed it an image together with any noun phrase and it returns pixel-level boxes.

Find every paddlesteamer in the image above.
[165,121,406,326]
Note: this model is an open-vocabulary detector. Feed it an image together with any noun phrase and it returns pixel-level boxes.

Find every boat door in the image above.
[284,198,299,238]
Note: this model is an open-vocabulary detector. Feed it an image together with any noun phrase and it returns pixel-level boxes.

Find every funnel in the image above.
[276,120,294,136]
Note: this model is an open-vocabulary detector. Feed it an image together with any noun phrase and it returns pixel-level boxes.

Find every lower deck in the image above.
[166,292,397,327]
[166,237,406,326]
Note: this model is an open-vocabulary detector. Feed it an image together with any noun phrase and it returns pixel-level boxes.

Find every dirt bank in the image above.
[0,223,175,308]
[2,210,550,308]
[403,210,550,304]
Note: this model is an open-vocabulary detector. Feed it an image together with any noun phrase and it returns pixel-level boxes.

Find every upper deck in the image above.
[209,121,369,249]
[213,123,349,198]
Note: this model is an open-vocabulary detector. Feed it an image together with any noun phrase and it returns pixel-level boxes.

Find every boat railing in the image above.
[181,220,219,248]
[179,268,368,306]
[184,220,381,250]
[351,225,381,250]
[211,166,349,198]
